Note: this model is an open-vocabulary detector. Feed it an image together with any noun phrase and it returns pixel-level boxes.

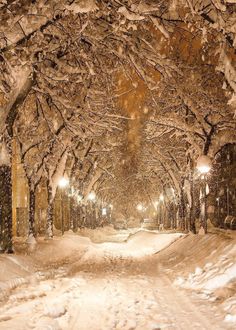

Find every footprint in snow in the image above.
[0,315,12,322]
[44,304,67,318]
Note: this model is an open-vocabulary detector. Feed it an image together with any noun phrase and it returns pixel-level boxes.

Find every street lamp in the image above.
[197,155,212,234]
[107,204,113,223]
[58,177,69,188]
[137,204,144,212]
[159,194,164,202]
[153,200,159,228]
[88,191,96,201]
[196,155,211,174]
[154,200,159,210]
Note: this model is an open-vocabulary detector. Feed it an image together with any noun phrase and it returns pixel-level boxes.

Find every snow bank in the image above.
[204,263,236,291]
[50,230,184,266]
[95,231,184,258]
[0,255,32,282]
[78,225,119,243]
[0,234,91,301]
[32,232,91,264]
[78,225,141,244]
[0,254,35,301]
[171,233,236,315]
[223,296,236,326]
[125,231,183,256]
[174,243,236,292]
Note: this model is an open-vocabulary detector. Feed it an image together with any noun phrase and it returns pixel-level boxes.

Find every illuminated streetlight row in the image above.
[137,193,165,213]
[57,176,113,214]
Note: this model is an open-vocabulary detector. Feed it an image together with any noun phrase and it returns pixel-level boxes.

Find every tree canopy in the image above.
[0,0,235,216]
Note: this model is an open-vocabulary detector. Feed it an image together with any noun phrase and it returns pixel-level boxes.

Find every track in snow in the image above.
[0,232,234,330]
[0,258,232,329]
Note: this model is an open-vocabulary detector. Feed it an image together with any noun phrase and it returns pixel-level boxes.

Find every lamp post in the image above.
[101,207,107,227]
[108,204,113,223]
[154,200,159,227]
[196,155,212,234]
[216,197,220,227]
[68,186,76,230]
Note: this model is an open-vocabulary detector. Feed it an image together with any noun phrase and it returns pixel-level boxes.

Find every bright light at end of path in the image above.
[154,200,159,208]
[88,191,96,201]
[160,194,164,201]
[58,177,69,188]
[102,208,107,215]
[137,204,144,211]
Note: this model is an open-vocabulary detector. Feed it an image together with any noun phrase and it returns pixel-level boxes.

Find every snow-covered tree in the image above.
[0,0,235,249]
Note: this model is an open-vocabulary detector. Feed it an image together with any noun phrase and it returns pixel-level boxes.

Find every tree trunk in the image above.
[60,190,65,235]
[46,183,54,239]
[28,189,36,238]
[200,177,208,234]
[80,204,86,228]
[189,173,196,234]
[0,69,33,252]
[179,184,186,231]
[0,164,13,253]
[70,197,78,232]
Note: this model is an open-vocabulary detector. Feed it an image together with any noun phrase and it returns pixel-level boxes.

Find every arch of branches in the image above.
[0,0,235,251]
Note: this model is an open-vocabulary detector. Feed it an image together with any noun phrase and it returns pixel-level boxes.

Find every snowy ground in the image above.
[0,227,236,329]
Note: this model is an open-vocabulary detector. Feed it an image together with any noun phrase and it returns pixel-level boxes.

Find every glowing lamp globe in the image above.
[58,177,69,188]
[137,204,143,211]
[154,200,159,209]
[196,155,212,174]
[88,191,96,201]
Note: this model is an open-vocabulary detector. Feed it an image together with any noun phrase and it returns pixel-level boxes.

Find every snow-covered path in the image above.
[0,229,235,330]
[0,260,228,330]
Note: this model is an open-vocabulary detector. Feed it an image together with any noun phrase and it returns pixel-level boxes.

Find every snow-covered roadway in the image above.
[0,229,235,330]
